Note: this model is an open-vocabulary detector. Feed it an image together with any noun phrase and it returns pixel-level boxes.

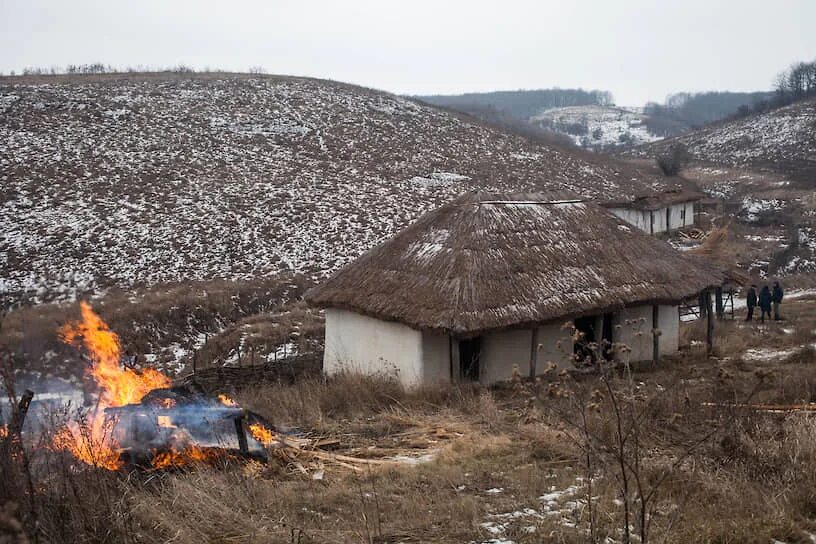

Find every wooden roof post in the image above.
[652,305,659,366]
[450,336,460,383]
[715,287,724,319]
[529,326,539,379]
[705,290,714,356]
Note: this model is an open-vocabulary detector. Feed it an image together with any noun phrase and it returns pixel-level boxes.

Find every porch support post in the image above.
[448,336,454,383]
[715,287,724,319]
[450,336,460,383]
[652,305,660,365]
[705,290,714,356]
[529,326,539,379]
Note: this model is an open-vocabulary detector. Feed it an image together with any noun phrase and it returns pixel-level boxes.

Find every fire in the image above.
[159,398,176,409]
[53,418,122,470]
[218,394,238,407]
[248,422,276,447]
[53,301,172,470]
[150,445,217,469]
[0,425,8,439]
[59,301,170,407]
[157,415,176,428]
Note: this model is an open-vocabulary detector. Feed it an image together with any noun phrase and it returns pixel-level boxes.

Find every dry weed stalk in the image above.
[539,319,768,543]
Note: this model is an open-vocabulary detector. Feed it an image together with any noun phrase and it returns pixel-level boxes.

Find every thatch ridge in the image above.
[306,191,722,335]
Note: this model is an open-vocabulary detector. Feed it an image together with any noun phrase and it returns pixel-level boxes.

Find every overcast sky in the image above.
[2,0,814,106]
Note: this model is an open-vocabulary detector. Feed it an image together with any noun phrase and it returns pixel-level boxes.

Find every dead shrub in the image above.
[655,144,691,176]
[196,300,324,368]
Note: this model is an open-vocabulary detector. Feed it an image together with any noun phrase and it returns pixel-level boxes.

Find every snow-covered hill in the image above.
[637,98,816,177]
[0,73,677,302]
[529,105,663,149]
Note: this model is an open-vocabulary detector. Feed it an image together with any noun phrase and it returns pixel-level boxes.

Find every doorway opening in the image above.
[459,337,482,381]
[601,313,614,361]
[573,316,597,365]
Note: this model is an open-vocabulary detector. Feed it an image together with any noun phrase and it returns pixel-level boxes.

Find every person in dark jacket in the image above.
[758,285,773,323]
[745,285,758,321]
[772,281,784,320]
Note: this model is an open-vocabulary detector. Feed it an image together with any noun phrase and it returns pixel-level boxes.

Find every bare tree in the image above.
[655,144,691,176]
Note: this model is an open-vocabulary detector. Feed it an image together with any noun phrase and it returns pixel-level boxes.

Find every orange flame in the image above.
[218,394,238,407]
[59,301,170,407]
[0,425,8,439]
[53,301,172,470]
[248,422,276,447]
[157,415,176,428]
[52,418,122,470]
[150,445,219,469]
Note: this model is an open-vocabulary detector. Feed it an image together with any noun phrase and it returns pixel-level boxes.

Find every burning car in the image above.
[50,301,280,470]
[103,386,273,469]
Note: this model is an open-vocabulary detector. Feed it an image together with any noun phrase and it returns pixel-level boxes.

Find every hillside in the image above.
[415,88,613,119]
[643,91,773,128]
[636,98,816,180]
[0,73,677,303]
[417,90,777,151]
[529,105,663,149]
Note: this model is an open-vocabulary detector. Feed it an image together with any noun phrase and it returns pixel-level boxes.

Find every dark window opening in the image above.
[573,314,615,364]
[666,207,671,230]
[601,313,614,361]
[459,337,481,381]
[573,316,598,365]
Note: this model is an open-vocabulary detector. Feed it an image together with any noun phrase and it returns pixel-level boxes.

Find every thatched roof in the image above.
[604,188,703,211]
[306,191,723,335]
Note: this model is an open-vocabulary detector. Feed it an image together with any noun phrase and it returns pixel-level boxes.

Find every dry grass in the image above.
[3,294,816,543]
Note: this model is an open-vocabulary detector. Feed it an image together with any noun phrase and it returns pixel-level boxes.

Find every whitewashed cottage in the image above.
[307,191,721,387]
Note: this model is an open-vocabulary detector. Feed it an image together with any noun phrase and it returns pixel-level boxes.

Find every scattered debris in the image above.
[678,228,709,241]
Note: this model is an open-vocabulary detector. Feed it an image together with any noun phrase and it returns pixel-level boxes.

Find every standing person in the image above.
[772,281,784,321]
[745,284,758,321]
[758,285,773,323]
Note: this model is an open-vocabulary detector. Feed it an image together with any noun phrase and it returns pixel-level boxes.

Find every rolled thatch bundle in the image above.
[307,191,723,335]
[690,225,750,286]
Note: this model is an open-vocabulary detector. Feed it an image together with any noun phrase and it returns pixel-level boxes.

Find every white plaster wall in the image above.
[422,331,452,384]
[480,328,530,384]
[613,305,680,361]
[669,202,699,230]
[323,309,424,386]
[685,201,696,227]
[609,202,697,234]
[657,305,680,355]
[651,208,668,233]
[613,305,654,361]
[324,306,682,386]
[537,322,574,371]
[668,204,686,230]
[609,208,650,232]
[479,323,572,385]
